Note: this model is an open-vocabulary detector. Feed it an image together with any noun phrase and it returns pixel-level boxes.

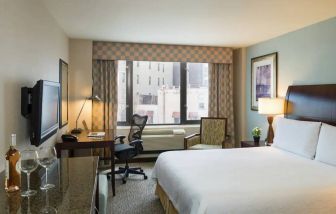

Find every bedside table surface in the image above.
[241,140,270,147]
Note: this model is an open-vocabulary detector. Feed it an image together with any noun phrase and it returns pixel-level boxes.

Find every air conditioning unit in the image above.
[141,129,185,151]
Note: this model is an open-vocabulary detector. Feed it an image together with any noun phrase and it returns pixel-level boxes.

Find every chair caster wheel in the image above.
[140,169,144,172]
[122,179,126,184]
[144,175,148,180]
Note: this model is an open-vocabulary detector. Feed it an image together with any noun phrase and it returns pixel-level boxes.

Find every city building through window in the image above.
[117,61,208,125]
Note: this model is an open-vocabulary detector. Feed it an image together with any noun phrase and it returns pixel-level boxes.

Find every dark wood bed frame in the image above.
[285,84,336,125]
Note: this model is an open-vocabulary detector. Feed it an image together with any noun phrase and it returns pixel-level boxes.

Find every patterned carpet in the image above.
[108,162,164,214]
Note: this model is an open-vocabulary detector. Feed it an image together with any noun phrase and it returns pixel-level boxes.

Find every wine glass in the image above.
[20,150,39,197]
[37,147,57,190]
[40,189,57,214]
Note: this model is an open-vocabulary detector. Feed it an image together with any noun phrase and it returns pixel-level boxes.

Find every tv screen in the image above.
[31,80,60,146]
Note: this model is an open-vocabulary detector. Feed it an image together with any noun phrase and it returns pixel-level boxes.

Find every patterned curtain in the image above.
[93,41,233,64]
[92,60,118,159]
[208,63,235,148]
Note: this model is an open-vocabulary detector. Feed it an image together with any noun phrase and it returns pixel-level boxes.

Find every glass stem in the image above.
[45,168,48,184]
[46,190,49,207]
[27,173,30,191]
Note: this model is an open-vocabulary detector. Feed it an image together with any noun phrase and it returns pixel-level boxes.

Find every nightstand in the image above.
[241,140,270,148]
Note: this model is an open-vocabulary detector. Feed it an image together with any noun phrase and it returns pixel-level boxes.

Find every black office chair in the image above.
[110,114,148,184]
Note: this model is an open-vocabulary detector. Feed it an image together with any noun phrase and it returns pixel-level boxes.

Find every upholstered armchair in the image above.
[184,117,230,150]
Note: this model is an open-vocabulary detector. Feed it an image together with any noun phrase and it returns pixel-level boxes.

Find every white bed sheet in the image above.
[152,147,336,214]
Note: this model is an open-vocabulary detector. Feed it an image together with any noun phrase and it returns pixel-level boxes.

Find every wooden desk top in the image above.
[0,156,99,213]
[72,129,115,143]
[55,130,115,150]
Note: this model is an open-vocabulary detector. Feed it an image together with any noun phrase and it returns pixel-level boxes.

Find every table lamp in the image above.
[258,98,284,144]
[71,95,101,134]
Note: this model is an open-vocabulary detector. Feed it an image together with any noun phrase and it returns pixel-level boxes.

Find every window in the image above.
[186,63,208,121]
[117,60,208,125]
[117,61,127,122]
[122,72,126,83]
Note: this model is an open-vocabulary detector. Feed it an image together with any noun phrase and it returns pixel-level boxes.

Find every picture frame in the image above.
[251,52,277,111]
[59,59,69,128]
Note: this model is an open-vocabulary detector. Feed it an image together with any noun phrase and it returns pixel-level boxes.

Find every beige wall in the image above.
[233,48,247,146]
[68,39,93,130]
[0,0,69,171]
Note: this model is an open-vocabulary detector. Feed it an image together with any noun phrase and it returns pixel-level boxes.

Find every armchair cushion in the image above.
[188,144,221,150]
[184,134,200,149]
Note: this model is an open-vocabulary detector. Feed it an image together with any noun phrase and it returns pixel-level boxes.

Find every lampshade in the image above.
[258,98,284,115]
[87,95,101,101]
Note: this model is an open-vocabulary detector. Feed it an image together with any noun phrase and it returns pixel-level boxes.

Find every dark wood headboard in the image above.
[285,84,336,125]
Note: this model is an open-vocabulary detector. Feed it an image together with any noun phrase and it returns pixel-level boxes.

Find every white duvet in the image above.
[152,147,336,214]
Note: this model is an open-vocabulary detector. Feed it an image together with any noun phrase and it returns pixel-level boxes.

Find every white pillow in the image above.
[315,123,336,166]
[272,118,321,159]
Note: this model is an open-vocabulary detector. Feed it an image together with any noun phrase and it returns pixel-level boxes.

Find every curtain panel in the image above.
[92,60,118,159]
[208,63,235,148]
[93,41,232,64]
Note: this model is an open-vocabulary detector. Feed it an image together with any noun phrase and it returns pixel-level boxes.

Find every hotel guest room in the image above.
[1,0,336,213]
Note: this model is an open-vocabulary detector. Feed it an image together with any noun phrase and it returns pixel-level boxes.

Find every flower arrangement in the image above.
[252,127,261,137]
[252,127,262,143]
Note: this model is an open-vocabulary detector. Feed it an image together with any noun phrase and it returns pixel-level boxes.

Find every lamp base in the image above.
[71,128,83,134]
[266,116,274,144]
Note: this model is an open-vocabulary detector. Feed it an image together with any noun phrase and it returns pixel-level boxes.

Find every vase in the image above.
[253,136,260,143]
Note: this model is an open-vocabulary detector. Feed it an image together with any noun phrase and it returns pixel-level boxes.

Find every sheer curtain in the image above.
[208,63,235,147]
[92,60,118,159]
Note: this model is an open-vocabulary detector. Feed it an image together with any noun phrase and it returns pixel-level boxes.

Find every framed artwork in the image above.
[251,52,277,111]
[59,59,69,128]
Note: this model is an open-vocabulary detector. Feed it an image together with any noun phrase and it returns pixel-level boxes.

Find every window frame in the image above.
[117,61,207,126]
[180,62,201,124]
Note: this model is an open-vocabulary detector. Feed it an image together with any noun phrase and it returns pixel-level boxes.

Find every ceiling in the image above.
[43,0,336,47]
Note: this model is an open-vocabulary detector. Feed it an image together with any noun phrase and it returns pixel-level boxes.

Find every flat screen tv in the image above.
[30,80,60,146]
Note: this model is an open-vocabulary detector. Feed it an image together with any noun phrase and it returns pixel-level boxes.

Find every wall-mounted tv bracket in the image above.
[21,87,32,118]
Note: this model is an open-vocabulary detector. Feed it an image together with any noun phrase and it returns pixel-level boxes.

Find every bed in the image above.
[152,84,336,214]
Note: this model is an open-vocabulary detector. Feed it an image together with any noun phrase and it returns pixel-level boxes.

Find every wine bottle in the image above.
[5,134,21,192]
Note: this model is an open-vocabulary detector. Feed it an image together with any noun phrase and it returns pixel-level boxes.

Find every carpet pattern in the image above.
[108,162,164,214]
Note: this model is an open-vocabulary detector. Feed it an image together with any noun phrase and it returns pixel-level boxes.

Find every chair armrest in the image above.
[129,139,144,153]
[114,135,126,144]
[129,139,143,146]
[222,134,232,148]
[184,133,200,150]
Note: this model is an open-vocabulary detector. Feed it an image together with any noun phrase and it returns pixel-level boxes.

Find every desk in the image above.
[0,156,99,213]
[55,130,115,196]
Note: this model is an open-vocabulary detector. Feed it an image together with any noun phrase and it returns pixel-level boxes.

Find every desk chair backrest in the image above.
[128,114,148,142]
